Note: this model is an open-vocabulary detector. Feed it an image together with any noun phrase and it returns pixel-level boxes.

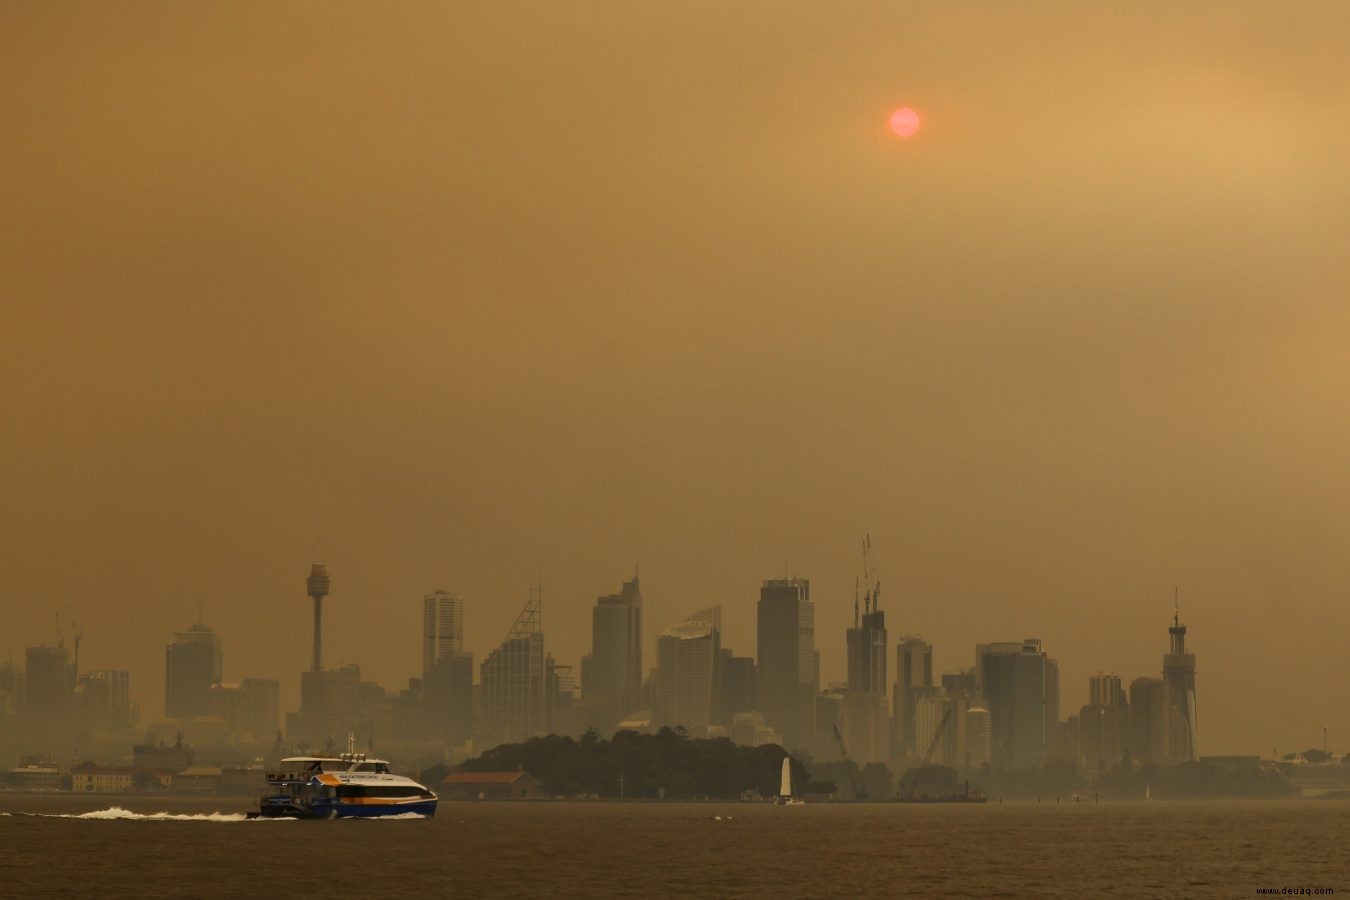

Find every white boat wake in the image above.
[5,806,285,822]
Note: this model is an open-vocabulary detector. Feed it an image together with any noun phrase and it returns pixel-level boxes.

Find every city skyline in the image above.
[6,2,1349,764]
[2,556,1221,758]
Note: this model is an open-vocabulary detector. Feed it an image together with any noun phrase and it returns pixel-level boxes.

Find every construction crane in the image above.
[900,709,953,801]
[918,708,952,771]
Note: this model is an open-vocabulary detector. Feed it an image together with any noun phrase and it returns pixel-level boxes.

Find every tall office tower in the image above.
[23,644,75,753]
[721,653,757,718]
[164,622,223,719]
[422,591,465,677]
[846,599,888,694]
[757,578,816,750]
[1163,603,1198,762]
[583,574,643,734]
[654,607,721,735]
[425,650,474,746]
[1043,657,1063,758]
[1129,677,1169,766]
[893,636,933,758]
[978,639,1048,771]
[481,585,546,746]
[307,563,330,672]
[1080,672,1129,769]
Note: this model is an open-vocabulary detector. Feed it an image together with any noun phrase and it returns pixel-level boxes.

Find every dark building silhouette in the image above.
[721,652,756,719]
[581,574,642,735]
[978,639,1048,771]
[23,644,74,754]
[164,622,222,719]
[756,578,816,751]
[1129,676,1169,766]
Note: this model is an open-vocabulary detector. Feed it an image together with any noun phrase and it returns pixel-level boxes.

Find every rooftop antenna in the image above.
[1173,586,1179,627]
[67,606,83,676]
[853,576,860,628]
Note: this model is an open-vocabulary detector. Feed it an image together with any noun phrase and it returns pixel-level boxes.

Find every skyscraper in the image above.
[844,583,889,764]
[893,636,933,758]
[23,644,74,753]
[164,622,222,719]
[1163,602,1198,761]
[422,590,465,678]
[654,607,721,735]
[481,585,546,746]
[1080,672,1129,769]
[978,639,1048,771]
[756,578,815,750]
[582,574,642,735]
[1129,676,1169,766]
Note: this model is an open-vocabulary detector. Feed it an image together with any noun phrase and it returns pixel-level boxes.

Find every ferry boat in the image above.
[251,751,438,819]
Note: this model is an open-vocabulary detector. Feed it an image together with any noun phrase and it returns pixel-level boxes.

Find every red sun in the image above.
[890,107,921,138]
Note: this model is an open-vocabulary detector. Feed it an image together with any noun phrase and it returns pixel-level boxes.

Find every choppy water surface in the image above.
[1,795,1346,897]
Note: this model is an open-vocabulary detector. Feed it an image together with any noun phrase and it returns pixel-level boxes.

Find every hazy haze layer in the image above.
[3,2,1349,756]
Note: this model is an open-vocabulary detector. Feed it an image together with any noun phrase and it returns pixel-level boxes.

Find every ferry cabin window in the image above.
[352,762,390,773]
[337,786,435,799]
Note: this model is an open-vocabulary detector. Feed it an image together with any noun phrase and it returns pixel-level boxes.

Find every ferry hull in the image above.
[252,798,438,819]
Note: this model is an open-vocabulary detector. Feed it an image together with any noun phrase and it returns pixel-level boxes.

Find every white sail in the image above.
[780,758,792,798]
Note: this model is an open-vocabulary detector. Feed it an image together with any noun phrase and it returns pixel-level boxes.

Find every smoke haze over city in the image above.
[4,2,1350,758]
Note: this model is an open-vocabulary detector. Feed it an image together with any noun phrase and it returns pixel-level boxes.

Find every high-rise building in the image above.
[846,598,888,695]
[165,622,222,719]
[893,636,933,758]
[1044,657,1063,759]
[422,591,465,678]
[1163,604,1198,762]
[583,575,643,734]
[23,645,74,753]
[756,578,815,750]
[425,650,474,746]
[978,639,1048,771]
[1080,672,1129,770]
[0,662,23,742]
[654,608,721,735]
[721,653,757,718]
[481,586,546,746]
[964,706,992,769]
[1129,676,1169,766]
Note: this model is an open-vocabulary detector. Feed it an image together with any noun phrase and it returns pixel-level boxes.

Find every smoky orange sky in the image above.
[3,2,1349,757]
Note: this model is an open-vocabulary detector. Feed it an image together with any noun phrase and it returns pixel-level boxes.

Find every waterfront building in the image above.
[23,645,74,754]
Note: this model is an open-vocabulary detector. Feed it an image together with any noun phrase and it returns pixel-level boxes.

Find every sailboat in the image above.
[776,757,805,806]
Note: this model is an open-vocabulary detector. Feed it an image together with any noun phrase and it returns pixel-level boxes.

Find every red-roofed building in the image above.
[441,769,540,800]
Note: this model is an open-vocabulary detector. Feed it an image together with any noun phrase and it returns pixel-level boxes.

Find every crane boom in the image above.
[918,708,952,770]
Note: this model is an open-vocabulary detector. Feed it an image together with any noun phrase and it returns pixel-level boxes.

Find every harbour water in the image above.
[1,794,1346,897]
